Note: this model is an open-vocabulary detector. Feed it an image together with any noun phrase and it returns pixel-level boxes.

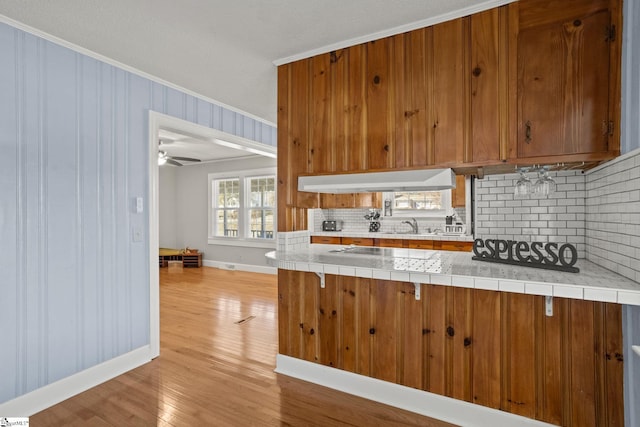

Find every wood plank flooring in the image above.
[31,267,455,426]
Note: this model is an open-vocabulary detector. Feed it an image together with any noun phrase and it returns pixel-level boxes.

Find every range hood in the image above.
[298,168,456,193]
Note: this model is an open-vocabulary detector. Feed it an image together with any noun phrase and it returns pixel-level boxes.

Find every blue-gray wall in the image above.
[621,0,640,425]
[0,21,275,404]
[621,0,640,155]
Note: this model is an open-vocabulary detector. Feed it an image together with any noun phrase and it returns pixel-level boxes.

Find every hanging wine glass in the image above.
[533,166,556,197]
[514,167,532,199]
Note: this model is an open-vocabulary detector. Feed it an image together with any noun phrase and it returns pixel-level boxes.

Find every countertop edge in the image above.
[310,231,474,242]
[265,248,640,306]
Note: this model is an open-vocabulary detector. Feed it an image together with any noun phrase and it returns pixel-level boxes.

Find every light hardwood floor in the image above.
[32,267,455,426]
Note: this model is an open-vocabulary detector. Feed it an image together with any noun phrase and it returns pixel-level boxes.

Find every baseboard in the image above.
[0,345,153,417]
[275,354,555,427]
[203,260,277,275]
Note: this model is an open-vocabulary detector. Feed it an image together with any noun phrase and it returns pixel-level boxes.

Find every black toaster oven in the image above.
[322,220,343,231]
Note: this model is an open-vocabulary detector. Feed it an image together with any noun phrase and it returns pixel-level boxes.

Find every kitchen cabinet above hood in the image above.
[298,168,456,193]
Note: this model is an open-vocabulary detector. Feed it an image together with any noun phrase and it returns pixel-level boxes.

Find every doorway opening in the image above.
[147,111,276,357]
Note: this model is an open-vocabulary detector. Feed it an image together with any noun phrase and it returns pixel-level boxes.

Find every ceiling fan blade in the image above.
[170,156,201,162]
[166,159,183,167]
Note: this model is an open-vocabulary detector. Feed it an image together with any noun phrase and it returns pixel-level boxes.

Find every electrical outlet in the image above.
[132,226,143,243]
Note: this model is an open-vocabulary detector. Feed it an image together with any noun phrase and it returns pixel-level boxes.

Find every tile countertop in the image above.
[311,231,474,242]
[266,244,640,306]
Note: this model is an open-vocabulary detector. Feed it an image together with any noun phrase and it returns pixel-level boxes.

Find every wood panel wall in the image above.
[278,270,624,426]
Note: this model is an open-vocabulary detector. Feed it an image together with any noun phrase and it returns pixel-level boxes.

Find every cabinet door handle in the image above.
[525,121,532,144]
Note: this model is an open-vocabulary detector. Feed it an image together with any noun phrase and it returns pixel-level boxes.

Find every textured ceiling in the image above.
[0,0,510,125]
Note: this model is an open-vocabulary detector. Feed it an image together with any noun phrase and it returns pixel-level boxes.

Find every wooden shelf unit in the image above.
[159,252,202,268]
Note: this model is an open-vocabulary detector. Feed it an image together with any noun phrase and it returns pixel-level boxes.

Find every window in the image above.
[393,191,443,210]
[209,168,276,247]
[214,179,240,237]
[386,190,451,217]
[248,176,275,239]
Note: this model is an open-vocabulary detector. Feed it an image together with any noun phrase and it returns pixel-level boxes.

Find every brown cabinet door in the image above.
[310,236,342,245]
[366,38,394,170]
[319,193,355,209]
[375,238,406,248]
[354,192,383,208]
[440,241,473,252]
[342,237,374,246]
[394,29,431,168]
[517,1,613,158]
[309,53,332,173]
[431,17,467,166]
[407,240,434,250]
[320,192,382,209]
[469,7,510,163]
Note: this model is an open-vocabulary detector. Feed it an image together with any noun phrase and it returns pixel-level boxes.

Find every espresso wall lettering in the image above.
[472,238,579,273]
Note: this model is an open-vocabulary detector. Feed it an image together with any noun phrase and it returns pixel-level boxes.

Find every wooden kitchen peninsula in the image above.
[274,0,627,423]
[267,245,637,426]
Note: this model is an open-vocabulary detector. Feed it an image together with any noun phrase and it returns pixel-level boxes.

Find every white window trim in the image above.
[208,167,276,249]
[383,190,453,219]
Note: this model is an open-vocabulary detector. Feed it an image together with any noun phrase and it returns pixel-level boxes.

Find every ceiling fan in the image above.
[158,139,201,166]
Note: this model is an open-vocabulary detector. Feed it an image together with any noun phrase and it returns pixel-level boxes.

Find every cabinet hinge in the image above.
[608,120,615,136]
[607,25,616,42]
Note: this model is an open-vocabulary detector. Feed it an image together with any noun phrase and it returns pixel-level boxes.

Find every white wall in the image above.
[621,0,640,155]
[159,155,277,268]
[159,166,177,248]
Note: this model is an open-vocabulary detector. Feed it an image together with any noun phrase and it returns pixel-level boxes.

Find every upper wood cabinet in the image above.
[511,0,621,161]
[278,0,622,230]
[319,192,382,209]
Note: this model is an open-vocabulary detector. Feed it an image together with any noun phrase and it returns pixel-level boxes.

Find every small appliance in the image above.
[322,220,343,231]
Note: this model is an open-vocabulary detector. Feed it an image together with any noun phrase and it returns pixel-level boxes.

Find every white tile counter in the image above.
[266,244,640,306]
[311,231,475,242]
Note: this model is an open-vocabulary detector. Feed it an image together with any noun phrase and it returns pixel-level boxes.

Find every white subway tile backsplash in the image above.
[531,207,548,214]
[585,148,640,283]
[475,171,586,258]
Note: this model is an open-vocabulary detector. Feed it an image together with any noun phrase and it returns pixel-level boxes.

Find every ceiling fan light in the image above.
[158,151,168,165]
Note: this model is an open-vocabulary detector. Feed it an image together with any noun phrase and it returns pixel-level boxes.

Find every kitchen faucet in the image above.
[402,218,419,234]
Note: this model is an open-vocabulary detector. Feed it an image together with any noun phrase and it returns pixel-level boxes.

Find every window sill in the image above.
[207,237,276,249]
[387,210,448,219]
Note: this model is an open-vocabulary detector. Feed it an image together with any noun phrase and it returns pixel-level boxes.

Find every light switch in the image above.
[633,345,640,358]
[136,197,144,214]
